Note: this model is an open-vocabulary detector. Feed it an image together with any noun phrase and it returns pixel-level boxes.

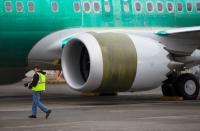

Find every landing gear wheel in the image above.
[175,74,199,100]
[162,71,178,96]
[161,84,177,96]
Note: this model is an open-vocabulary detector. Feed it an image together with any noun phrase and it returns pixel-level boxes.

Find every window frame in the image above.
[123,0,130,13]
[167,2,174,13]
[104,0,111,13]
[16,1,24,13]
[27,1,35,12]
[196,2,200,12]
[134,1,142,13]
[4,1,12,12]
[177,2,183,12]
[51,1,59,12]
[73,2,81,12]
[157,2,163,13]
[146,1,153,13]
[83,1,91,13]
[186,2,193,12]
[93,1,101,13]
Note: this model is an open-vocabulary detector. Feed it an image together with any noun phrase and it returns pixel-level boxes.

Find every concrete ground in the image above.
[0,82,200,131]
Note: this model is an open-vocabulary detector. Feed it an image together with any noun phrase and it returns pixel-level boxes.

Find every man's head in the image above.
[33,65,41,73]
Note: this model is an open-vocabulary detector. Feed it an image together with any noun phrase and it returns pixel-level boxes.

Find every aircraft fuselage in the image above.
[1,0,200,67]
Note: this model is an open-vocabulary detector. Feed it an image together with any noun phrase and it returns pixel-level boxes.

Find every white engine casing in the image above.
[128,35,170,92]
[62,32,170,92]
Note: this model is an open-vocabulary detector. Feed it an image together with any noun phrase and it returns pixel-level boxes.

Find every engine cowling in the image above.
[61,32,170,93]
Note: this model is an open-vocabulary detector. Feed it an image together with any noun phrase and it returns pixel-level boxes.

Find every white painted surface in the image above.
[28,28,86,68]
[128,35,170,92]
[62,33,103,92]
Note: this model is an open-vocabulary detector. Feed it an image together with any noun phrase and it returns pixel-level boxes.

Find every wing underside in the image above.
[155,26,200,68]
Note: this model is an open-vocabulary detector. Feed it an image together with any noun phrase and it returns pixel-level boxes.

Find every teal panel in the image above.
[120,0,133,26]
[0,31,49,67]
[132,0,145,26]
[175,0,200,27]
[0,0,82,67]
[101,0,114,26]
[144,0,175,27]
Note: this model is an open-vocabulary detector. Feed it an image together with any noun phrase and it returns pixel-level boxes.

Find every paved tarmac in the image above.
[0,82,200,131]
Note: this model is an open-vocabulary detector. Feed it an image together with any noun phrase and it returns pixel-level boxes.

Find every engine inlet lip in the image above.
[61,33,103,92]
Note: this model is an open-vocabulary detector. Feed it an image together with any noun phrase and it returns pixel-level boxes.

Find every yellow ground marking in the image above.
[161,96,200,101]
[160,96,184,101]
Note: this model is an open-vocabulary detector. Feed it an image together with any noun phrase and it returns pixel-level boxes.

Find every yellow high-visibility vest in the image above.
[32,72,46,92]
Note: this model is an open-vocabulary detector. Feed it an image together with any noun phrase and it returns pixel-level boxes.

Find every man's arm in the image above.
[29,73,39,89]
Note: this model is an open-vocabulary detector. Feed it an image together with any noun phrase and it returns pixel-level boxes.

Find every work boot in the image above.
[45,110,51,119]
[28,115,37,118]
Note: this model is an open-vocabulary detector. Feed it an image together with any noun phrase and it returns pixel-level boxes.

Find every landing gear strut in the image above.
[162,73,199,100]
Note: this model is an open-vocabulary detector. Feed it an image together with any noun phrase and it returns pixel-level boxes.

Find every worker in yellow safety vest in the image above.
[26,65,51,119]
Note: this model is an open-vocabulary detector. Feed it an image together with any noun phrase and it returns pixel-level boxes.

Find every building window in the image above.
[147,2,153,12]
[83,2,91,13]
[197,2,200,12]
[104,0,110,12]
[28,1,35,12]
[16,1,23,12]
[135,2,142,12]
[187,2,192,12]
[157,2,163,12]
[5,1,12,12]
[177,2,183,12]
[52,2,58,12]
[167,2,174,12]
[123,0,130,13]
[73,2,80,12]
[93,2,101,13]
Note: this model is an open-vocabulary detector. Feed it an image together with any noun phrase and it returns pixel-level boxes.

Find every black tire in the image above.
[161,84,177,96]
[175,74,200,100]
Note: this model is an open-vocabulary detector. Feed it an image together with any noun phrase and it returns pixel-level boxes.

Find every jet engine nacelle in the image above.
[61,32,170,93]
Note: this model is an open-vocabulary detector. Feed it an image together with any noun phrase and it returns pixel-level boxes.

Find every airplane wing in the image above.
[154,26,200,68]
[156,26,200,40]
[155,26,200,56]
